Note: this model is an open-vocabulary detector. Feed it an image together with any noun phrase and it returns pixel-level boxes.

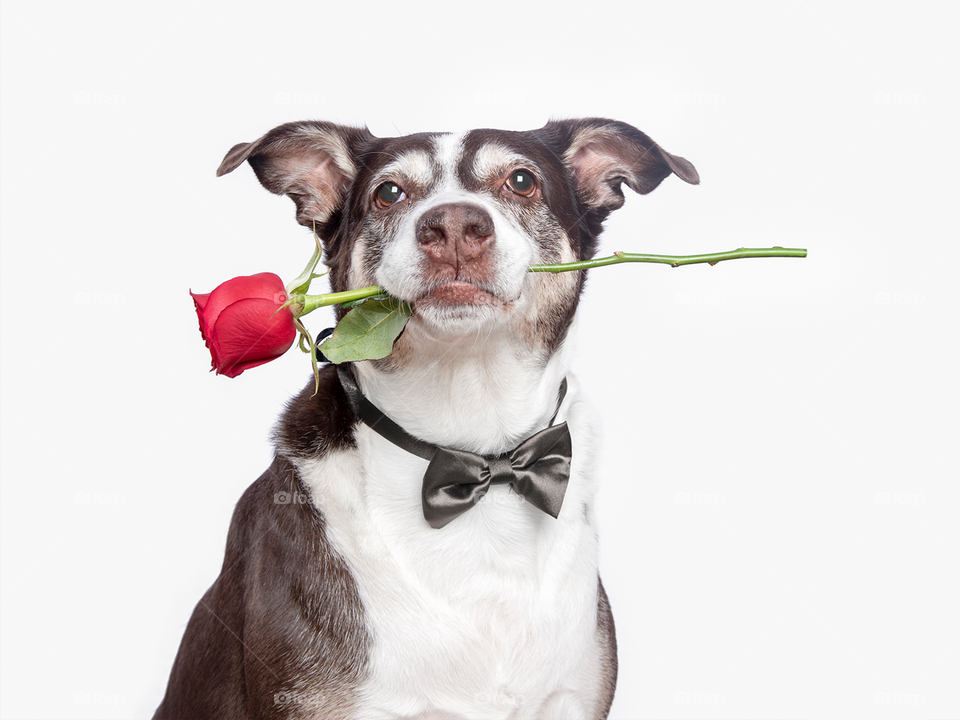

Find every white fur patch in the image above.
[471,142,541,183]
[294,374,606,719]
[354,327,574,454]
[369,149,435,196]
[433,132,464,193]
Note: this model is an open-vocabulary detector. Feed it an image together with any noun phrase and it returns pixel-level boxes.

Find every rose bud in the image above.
[190,272,297,378]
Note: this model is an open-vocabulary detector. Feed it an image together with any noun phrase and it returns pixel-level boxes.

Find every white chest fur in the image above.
[294,377,607,719]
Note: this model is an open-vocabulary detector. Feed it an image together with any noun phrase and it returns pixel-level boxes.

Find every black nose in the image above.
[415,203,495,266]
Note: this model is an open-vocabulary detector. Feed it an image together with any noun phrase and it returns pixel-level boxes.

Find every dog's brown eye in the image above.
[376,182,405,208]
[506,169,536,197]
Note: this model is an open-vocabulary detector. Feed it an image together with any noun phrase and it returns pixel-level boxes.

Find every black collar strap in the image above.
[337,364,572,528]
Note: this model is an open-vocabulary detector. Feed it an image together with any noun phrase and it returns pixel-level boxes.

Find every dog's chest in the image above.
[294,398,603,719]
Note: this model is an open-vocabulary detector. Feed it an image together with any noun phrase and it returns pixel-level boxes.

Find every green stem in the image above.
[289,247,807,314]
[294,285,385,315]
[528,246,807,272]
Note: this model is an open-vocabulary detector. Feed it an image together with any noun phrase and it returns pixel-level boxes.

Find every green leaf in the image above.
[318,297,412,363]
[285,230,325,296]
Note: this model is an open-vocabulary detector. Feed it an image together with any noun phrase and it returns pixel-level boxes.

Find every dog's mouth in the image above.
[416,279,502,309]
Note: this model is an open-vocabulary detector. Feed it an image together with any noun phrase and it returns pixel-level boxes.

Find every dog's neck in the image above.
[353,320,574,457]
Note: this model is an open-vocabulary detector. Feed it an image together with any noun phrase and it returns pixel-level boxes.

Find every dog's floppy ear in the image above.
[217,121,373,229]
[543,118,699,214]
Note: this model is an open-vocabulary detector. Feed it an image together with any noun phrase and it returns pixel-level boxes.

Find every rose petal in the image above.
[208,297,296,377]
[201,273,288,331]
[189,291,212,340]
[189,291,210,310]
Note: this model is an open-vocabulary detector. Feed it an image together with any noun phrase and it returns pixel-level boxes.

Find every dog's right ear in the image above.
[217,121,372,230]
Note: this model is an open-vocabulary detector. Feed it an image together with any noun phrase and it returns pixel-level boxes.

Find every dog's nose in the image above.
[415,203,494,269]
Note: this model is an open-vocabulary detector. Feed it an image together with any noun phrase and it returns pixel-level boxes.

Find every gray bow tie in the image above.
[337,365,571,529]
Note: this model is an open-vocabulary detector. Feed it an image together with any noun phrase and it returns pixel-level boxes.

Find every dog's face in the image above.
[218,119,698,361]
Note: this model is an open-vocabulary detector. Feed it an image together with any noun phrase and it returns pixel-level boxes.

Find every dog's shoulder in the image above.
[155,453,369,719]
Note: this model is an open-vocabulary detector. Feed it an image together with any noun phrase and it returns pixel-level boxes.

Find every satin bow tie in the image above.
[337,365,571,529]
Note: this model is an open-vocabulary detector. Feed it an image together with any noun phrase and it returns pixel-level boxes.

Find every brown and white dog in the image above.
[154,119,698,719]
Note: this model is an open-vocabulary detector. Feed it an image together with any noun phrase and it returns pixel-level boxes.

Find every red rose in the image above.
[190,273,297,378]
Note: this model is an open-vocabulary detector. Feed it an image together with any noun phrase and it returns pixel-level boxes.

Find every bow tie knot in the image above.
[421,423,572,528]
[486,456,516,486]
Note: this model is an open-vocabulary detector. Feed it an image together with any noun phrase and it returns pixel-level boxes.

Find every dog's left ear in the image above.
[217,121,373,232]
[541,118,699,215]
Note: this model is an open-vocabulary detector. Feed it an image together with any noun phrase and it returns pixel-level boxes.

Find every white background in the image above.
[2,2,958,719]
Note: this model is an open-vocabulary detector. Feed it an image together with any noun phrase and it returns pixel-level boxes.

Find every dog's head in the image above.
[218,119,698,364]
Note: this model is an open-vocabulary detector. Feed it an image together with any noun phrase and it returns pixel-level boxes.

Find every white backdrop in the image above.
[2,2,958,719]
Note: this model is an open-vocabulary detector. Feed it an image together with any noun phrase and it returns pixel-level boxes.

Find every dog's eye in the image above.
[506,169,537,197]
[375,182,405,208]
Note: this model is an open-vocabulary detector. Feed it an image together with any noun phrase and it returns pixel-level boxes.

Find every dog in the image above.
[154,118,698,719]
